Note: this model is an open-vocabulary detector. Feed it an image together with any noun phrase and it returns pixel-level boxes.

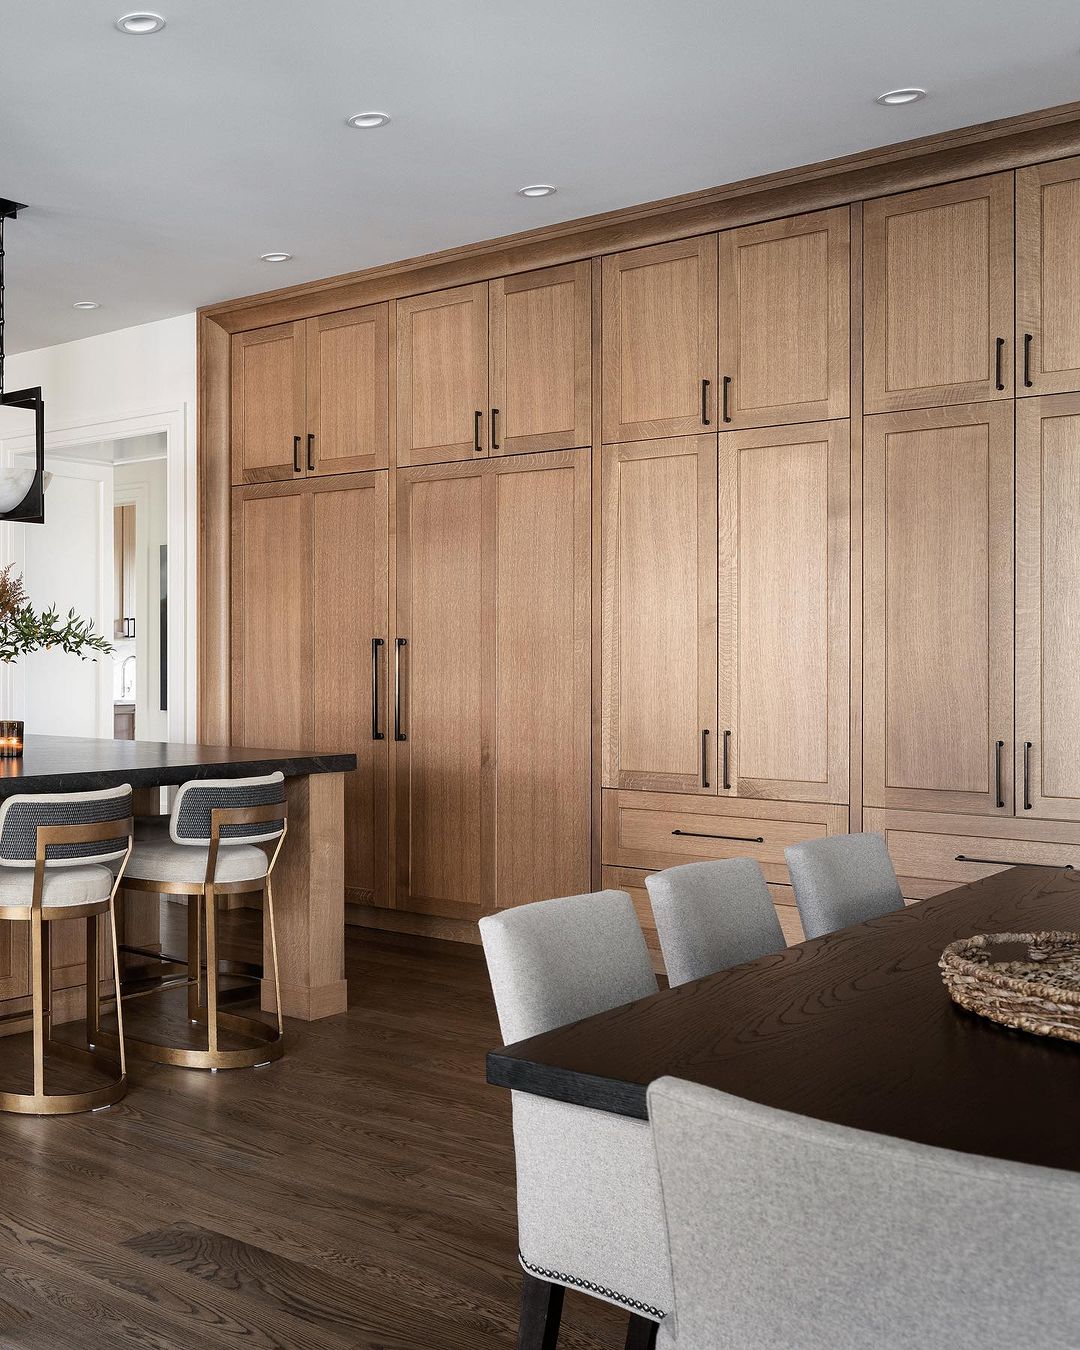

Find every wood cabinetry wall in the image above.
[200,104,1080,951]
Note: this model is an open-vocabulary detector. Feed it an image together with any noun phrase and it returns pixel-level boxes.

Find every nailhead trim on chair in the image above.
[518,1253,666,1321]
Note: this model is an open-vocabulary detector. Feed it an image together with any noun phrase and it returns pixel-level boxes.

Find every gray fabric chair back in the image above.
[646,858,784,986]
[648,1075,1080,1350]
[479,889,658,1044]
[169,772,285,846]
[784,831,903,939]
[0,785,132,868]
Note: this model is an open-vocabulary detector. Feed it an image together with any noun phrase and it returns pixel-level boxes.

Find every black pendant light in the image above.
[0,199,46,525]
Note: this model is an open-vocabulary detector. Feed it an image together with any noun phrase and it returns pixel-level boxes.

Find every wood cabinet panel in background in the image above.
[601,436,717,793]
[717,208,850,428]
[717,420,849,803]
[863,402,1014,815]
[306,305,389,474]
[602,236,718,443]
[1016,157,1080,396]
[231,322,307,483]
[864,174,1014,412]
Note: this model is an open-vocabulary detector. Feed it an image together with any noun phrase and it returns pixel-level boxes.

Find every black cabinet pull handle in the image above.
[994,337,1005,391]
[393,638,407,741]
[700,729,710,788]
[994,739,1005,808]
[722,729,732,790]
[1023,740,1033,810]
[491,408,500,450]
[1023,333,1034,388]
[955,854,1072,869]
[306,432,316,472]
[292,434,302,473]
[672,829,764,844]
[474,410,483,453]
[722,376,732,423]
[701,379,711,426]
[371,638,385,741]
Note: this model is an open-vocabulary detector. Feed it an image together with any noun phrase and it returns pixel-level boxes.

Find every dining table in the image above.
[487,865,1080,1171]
[0,734,356,1023]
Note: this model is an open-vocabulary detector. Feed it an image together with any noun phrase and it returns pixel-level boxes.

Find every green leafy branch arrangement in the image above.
[0,565,113,665]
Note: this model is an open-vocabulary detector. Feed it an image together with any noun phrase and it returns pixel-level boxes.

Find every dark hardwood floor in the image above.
[0,908,626,1349]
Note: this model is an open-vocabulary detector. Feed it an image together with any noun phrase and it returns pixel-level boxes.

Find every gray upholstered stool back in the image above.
[0,785,133,868]
[784,832,903,940]
[169,772,285,847]
[479,889,658,1044]
[648,1075,1080,1349]
[646,858,785,986]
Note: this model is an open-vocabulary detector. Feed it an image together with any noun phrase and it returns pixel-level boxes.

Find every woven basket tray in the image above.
[940,932,1080,1044]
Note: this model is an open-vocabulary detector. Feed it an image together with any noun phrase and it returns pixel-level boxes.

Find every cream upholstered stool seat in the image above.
[125,836,271,885]
[0,785,133,1116]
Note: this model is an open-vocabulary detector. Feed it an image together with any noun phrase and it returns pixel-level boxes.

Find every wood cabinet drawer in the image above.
[865,809,1080,900]
[602,790,848,884]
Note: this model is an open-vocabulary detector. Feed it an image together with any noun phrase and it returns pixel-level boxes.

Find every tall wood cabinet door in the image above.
[396,284,489,466]
[864,403,1014,815]
[306,305,389,474]
[601,436,718,794]
[718,421,849,804]
[1015,395,1080,820]
[491,451,591,908]
[489,262,591,456]
[230,486,314,749]
[313,475,389,905]
[601,237,718,443]
[1016,158,1080,397]
[863,174,1014,413]
[717,208,850,429]
[391,465,490,917]
[231,323,307,484]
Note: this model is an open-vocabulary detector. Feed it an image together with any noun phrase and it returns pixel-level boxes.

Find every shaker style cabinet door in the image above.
[602,237,718,443]
[717,420,849,804]
[1016,158,1080,397]
[489,262,592,456]
[1015,395,1080,820]
[230,323,307,484]
[395,284,489,466]
[601,436,718,794]
[717,208,850,429]
[863,402,1014,815]
[306,305,389,475]
[863,174,1014,413]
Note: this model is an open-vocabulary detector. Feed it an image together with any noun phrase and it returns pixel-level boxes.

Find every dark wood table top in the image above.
[0,735,356,795]
[487,866,1080,1171]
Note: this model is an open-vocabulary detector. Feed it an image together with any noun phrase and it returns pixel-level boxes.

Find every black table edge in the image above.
[486,1049,648,1120]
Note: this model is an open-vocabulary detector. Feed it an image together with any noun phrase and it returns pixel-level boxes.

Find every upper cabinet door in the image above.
[602,237,717,443]
[489,262,592,456]
[231,323,306,484]
[864,403,1014,816]
[306,305,389,475]
[1015,395,1080,820]
[718,421,849,804]
[1016,158,1080,397]
[601,436,718,794]
[717,208,850,429]
[396,284,489,466]
[863,174,1014,413]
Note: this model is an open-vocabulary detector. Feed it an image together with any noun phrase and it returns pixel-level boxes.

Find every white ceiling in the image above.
[3,0,1080,354]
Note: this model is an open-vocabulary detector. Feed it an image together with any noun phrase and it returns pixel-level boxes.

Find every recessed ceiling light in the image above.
[72,301,101,310]
[115,12,166,34]
[346,111,391,129]
[259,252,292,263]
[517,184,557,198]
[876,87,926,106]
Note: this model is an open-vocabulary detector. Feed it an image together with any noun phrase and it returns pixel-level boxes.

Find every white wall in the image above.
[0,314,197,739]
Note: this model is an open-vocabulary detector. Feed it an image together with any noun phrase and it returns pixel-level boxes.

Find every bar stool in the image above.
[107,772,288,1071]
[0,785,133,1116]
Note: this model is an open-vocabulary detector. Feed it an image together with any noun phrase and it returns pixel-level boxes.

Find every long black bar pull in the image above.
[292,435,302,473]
[700,729,709,788]
[701,379,711,426]
[1024,741,1033,810]
[394,638,408,741]
[995,337,1006,391]
[721,376,732,423]
[1024,334,1034,388]
[722,729,732,790]
[474,410,483,453]
[673,829,764,844]
[994,740,1005,808]
[371,638,385,741]
[307,432,316,472]
[491,408,500,450]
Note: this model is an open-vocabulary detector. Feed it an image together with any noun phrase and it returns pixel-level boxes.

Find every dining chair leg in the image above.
[516,1273,564,1350]
[85,913,101,1045]
[624,1313,659,1349]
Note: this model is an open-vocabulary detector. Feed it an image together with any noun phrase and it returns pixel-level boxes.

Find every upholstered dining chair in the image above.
[480,890,670,1350]
[0,784,133,1115]
[784,832,903,940]
[645,858,785,986]
[647,1074,1080,1349]
[106,771,288,1072]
